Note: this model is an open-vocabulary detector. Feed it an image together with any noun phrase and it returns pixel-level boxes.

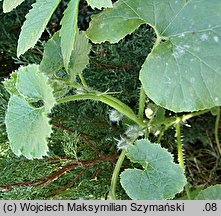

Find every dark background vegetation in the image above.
[0,0,220,199]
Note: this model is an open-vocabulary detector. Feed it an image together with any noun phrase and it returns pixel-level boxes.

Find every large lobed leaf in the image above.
[4,65,56,159]
[120,139,187,200]
[86,0,221,112]
[17,0,61,57]
[3,0,25,12]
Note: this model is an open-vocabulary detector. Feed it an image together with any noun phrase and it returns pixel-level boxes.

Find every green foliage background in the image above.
[0,0,220,200]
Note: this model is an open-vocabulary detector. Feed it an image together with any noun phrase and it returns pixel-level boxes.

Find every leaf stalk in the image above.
[176,117,191,199]
[57,93,145,127]
[215,107,221,155]
[109,150,126,200]
[138,86,146,121]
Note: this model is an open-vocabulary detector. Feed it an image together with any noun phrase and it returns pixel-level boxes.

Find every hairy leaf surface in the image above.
[4,65,56,159]
[3,0,25,12]
[17,0,61,57]
[3,72,19,95]
[60,0,80,70]
[40,32,63,75]
[120,139,187,200]
[196,185,221,200]
[86,0,221,112]
[39,32,68,98]
[40,29,91,82]
[86,0,112,9]
[68,30,91,81]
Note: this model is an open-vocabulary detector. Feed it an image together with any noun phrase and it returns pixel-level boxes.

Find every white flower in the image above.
[145,107,154,119]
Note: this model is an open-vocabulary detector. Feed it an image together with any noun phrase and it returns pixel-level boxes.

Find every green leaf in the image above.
[140,2,221,112]
[86,0,145,43]
[86,0,112,9]
[86,0,185,43]
[3,0,25,12]
[4,65,56,159]
[17,0,61,57]
[48,78,69,98]
[87,0,221,112]
[68,30,91,81]
[196,185,221,200]
[177,187,203,200]
[16,65,56,110]
[60,0,80,70]
[210,107,220,116]
[39,29,90,94]
[39,32,69,98]
[39,32,63,75]
[3,72,19,95]
[5,96,51,159]
[120,139,187,200]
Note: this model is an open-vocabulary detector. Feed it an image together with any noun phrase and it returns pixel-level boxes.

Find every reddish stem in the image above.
[52,122,103,157]
[0,155,117,192]
[52,166,91,196]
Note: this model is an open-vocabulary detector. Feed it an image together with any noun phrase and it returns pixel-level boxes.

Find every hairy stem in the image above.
[57,88,146,199]
[109,150,126,200]
[215,107,221,155]
[57,93,145,127]
[176,118,184,169]
[184,184,191,200]
[79,73,87,87]
[138,86,146,121]
[181,109,210,122]
[67,81,81,89]
[176,118,191,199]
[157,126,167,143]
[151,109,210,129]
[57,89,146,199]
